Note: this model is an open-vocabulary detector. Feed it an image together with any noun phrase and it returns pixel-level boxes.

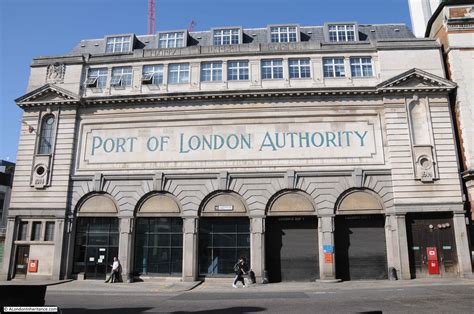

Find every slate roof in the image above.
[70,23,415,55]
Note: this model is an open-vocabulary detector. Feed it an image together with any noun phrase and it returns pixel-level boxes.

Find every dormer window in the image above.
[270,26,298,43]
[158,32,185,48]
[213,29,240,45]
[111,67,132,88]
[328,24,356,42]
[105,36,131,53]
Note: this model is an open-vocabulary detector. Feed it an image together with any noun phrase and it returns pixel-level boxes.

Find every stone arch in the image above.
[335,188,384,214]
[199,190,248,217]
[266,189,317,216]
[135,191,181,217]
[75,192,118,216]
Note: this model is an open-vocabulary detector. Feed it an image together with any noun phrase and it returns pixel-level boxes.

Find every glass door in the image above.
[73,217,119,279]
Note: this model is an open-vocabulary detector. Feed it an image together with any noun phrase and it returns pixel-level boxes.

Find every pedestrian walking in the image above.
[105,257,121,283]
[232,257,247,288]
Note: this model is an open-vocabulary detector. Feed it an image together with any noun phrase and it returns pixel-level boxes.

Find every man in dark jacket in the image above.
[232,258,247,288]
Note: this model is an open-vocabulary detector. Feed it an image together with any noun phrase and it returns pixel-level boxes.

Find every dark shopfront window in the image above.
[73,217,119,278]
[199,218,250,276]
[134,217,183,275]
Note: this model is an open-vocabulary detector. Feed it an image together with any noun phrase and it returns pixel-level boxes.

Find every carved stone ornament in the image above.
[46,62,66,83]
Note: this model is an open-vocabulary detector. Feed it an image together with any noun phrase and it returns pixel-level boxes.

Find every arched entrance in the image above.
[133,192,183,277]
[335,189,387,281]
[265,190,318,282]
[198,192,250,276]
[73,194,119,279]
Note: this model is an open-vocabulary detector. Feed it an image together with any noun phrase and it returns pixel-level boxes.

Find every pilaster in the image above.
[182,217,198,282]
[318,215,336,280]
[250,217,265,282]
[453,213,473,277]
[118,217,133,282]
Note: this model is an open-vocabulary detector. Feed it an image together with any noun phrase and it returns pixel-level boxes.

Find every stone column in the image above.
[182,217,198,282]
[118,217,133,282]
[51,218,65,280]
[389,214,411,279]
[250,217,265,282]
[63,216,76,279]
[0,217,17,280]
[318,215,337,280]
[453,213,473,277]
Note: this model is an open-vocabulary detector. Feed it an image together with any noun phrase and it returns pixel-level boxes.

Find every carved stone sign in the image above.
[77,117,383,172]
[46,63,65,83]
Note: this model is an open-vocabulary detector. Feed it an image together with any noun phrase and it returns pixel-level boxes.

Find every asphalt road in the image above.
[43,281,474,314]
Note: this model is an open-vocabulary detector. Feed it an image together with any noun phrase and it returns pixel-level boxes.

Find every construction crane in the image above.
[188,19,197,32]
[148,0,155,34]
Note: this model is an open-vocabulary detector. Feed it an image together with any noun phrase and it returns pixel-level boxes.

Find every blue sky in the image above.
[0,0,411,162]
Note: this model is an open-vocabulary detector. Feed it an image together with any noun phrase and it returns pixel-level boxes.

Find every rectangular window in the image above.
[159,32,185,48]
[213,29,240,45]
[198,218,250,275]
[323,57,345,78]
[289,59,311,79]
[168,63,190,84]
[18,222,28,240]
[31,222,41,241]
[86,68,108,88]
[142,65,164,85]
[45,222,55,241]
[134,218,183,275]
[261,59,283,79]
[106,36,131,53]
[111,67,133,87]
[350,57,373,77]
[201,62,222,82]
[328,25,355,42]
[227,60,249,81]
[270,26,297,43]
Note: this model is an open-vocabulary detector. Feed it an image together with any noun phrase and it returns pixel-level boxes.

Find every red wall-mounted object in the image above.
[426,247,439,274]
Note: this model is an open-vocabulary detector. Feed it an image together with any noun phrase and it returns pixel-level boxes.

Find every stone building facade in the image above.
[1,22,472,282]
[424,1,474,268]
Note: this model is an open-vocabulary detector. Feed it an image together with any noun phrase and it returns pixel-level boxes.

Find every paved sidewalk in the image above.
[42,277,474,295]
[46,279,202,294]
[194,277,474,293]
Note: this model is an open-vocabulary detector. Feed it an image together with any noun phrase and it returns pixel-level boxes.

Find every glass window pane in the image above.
[45,222,55,241]
[31,222,41,241]
[19,222,29,240]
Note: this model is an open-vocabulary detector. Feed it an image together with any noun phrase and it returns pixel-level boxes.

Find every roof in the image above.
[425,0,474,37]
[70,23,415,55]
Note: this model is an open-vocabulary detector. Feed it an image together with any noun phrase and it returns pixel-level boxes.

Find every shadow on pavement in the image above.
[58,307,265,314]
[60,308,153,314]
[171,307,266,313]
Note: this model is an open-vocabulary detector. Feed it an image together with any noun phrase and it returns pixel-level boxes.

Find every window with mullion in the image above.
[143,65,164,85]
[227,60,249,81]
[213,29,239,45]
[289,59,311,79]
[201,62,222,82]
[159,32,184,48]
[111,67,133,87]
[106,36,131,53]
[261,59,283,79]
[350,57,373,77]
[270,26,297,43]
[38,114,55,155]
[87,68,108,88]
[168,63,190,84]
[328,25,355,42]
[323,57,345,78]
